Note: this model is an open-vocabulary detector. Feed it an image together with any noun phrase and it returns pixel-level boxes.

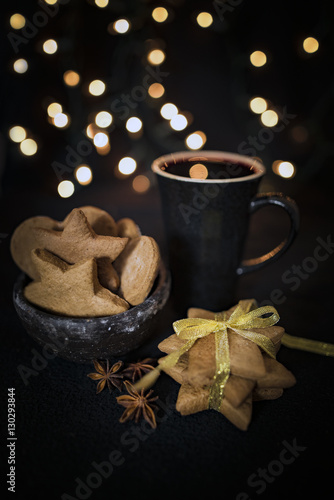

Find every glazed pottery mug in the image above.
[151,151,299,314]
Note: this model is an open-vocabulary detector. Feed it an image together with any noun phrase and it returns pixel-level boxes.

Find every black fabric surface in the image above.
[1,176,334,500]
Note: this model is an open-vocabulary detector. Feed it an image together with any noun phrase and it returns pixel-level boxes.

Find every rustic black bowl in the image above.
[13,265,171,363]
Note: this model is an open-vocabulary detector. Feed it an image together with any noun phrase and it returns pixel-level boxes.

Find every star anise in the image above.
[121,358,156,382]
[116,381,159,429]
[87,360,124,393]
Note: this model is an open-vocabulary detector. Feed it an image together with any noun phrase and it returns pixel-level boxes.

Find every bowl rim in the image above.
[13,262,170,324]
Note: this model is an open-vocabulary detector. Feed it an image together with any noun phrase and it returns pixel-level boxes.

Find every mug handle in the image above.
[236,193,300,276]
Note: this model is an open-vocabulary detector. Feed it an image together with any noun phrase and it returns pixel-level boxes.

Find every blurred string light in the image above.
[152,7,168,23]
[89,79,106,96]
[44,0,58,5]
[53,112,69,128]
[147,49,165,65]
[93,132,109,147]
[9,126,26,143]
[20,138,38,156]
[118,157,137,175]
[75,165,93,185]
[189,163,208,179]
[13,58,28,74]
[303,37,319,54]
[63,70,80,87]
[148,83,165,98]
[9,13,25,29]
[196,12,213,28]
[249,97,267,114]
[43,39,58,54]
[170,114,187,131]
[126,117,142,133]
[95,0,109,7]
[58,180,74,198]
[272,161,296,179]
[132,175,150,193]
[250,50,267,67]
[260,109,278,127]
[185,131,207,150]
[47,102,62,117]
[160,103,178,119]
[95,111,112,128]
[113,19,130,34]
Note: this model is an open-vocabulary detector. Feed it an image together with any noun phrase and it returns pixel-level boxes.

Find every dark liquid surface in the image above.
[160,160,256,180]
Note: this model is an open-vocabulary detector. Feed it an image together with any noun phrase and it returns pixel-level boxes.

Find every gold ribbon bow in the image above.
[135,300,280,411]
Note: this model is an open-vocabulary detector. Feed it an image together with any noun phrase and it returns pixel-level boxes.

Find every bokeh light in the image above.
[20,139,38,156]
[9,126,26,143]
[88,80,106,96]
[189,163,209,180]
[10,14,25,30]
[95,0,109,7]
[93,132,109,147]
[185,131,207,150]
[43,39,58,54]
[147,49,166,65]
[53,113,69,128]
[148,83,165,98]
[249,97,267,114]
[126,117,143,133]
[170,114,188,131]
[152,7,168,23]
[47,102,62,118]
[250,50,267,67]
[75,165,93,185]
[63,70,80,87]
[160,103,178,119]
[278,161,295,178]
[260,110,278,127]
[303,37,319,54]
[196,12,213,28]
[95,111,112,128]
[58,180,75,198]
[118,157,137,175]
[44,0,58,4]
[132,175,150,193]
[113,19,130,34]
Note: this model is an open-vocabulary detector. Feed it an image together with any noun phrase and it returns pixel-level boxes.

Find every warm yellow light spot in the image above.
[126,117,143,133]
[185,131,206,150]
[44,0,58,5]
[86,124,96,139]
[47,102,62,117]
[303,37,319,54]
[148,83,165,98]
[160,103,178,119]
[95,0,109,7]
[10,14,25,30]
[9,126,26,143]
[189,163,209,180]
[277,161,295,178]
[260,110,278,127]
[93,132,109,147]
[96,143,111,156]
[13,58,28,74]
[250,50,267,67]
[132,175,150,193]
[152,7,168,23]
[118,157,137,175]
[53,113,69,128]
[43,39,58,54]
[95,111,112,128]
[20,139,38,156]
[58,180,74,198]
[249,97,267,114]
[75,165,93,186]
[147,49,165,65]
[63,70,80,87]
[88,80,106,96]
[113,19,130,34]
[170,114,188,131]
[196,12,213,28]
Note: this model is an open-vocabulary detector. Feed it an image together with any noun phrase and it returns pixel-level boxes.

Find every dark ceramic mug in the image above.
[152,150,299,314]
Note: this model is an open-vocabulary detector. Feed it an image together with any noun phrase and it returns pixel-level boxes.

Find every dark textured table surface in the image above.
[1,174,334,500]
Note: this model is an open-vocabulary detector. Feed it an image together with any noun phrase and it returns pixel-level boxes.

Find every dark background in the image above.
[1,1,334,499]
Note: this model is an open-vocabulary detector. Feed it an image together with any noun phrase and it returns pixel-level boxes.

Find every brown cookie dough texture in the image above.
[115,236,161,306]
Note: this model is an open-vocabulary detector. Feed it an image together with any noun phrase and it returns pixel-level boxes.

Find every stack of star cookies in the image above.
[10,206,161,317]
[157,303,296,431]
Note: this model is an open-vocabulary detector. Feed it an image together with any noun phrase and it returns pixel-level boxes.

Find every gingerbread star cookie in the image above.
[116,218,141,239]
[24,249,129,317]
[63,206,118,236]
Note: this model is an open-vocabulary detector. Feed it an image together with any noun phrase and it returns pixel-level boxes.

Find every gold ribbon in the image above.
[135,300,279,411]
